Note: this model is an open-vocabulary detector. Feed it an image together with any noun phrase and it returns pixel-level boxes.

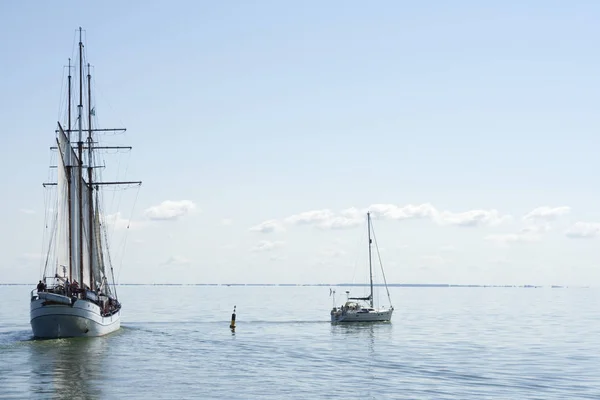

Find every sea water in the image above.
[1,285,599,399]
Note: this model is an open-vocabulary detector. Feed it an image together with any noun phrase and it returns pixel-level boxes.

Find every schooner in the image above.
[30,28,141,338]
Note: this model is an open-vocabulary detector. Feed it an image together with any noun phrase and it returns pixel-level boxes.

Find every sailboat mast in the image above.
[367,212,374,308]
[87,63,94,291]
[67,59,72,140]
[67,58,73,281]
[77,27,84,287]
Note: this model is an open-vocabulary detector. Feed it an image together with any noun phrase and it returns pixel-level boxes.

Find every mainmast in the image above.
[67,59,72,141]
[87,62,94,291]
[67,58,73,281]
[77,27,84,287]
[367,212,374,308]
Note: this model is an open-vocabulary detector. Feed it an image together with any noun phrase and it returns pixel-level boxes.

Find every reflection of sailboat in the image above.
[331,212,393,323]
[30,28,141,338]
[28,337,107,397]
[330,323,392,399]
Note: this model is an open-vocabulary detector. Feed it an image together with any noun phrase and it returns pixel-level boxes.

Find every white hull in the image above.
[331,308,393,323]
[30,296,120,339]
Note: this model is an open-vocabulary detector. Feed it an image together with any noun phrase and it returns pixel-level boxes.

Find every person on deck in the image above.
[37,280,45,292]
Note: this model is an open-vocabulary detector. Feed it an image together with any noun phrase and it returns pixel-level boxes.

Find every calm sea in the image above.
[1,285,599,399]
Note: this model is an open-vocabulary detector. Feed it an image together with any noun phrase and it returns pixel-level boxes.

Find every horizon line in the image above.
[0,282,589,288]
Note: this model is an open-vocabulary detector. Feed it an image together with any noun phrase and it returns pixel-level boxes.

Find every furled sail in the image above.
[55,131,70,279]
[80,179,92,289]
[93,201,111,296]
[56,124,95,289]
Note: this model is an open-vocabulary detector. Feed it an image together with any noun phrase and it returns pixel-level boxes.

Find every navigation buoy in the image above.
[230,305,236,331]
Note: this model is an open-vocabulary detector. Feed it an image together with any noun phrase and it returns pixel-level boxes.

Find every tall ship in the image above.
[30,28,141,338]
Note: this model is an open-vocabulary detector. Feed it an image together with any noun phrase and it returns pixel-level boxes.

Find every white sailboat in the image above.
[330,212,394,323]
[30,28,141,339]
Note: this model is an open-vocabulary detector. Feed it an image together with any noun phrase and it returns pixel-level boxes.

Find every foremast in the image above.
[77,27,84,289]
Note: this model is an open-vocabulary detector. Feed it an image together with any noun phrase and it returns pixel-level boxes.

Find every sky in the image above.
[1,1,600,286]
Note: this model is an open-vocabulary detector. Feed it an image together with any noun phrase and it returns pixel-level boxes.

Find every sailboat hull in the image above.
[331,308,393,323]
[30,297,120,339]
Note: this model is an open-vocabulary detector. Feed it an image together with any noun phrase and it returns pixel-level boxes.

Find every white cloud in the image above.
[523,206,570,223]
[251,240,285,252]
[484,206,570,246]
[565,222,600,239]
[369,203,437,220]
[485,218,552,246]
[19,209,35,215]
[144,200,197,221]
[221,218,233,226]
[340,207,363,220]
[283,209,363,231]
[249,219,284,233]
[251,203,511,233]
[317,216,363,230]
[437,209,509,227]
[370,204,512,227]
[370,203,509,226]
[104,212,139,230]
[284,209,336,225]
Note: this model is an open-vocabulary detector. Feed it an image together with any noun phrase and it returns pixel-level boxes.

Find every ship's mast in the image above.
[67,59,72,142]
[87,62,94,291]
[67,58,73,281]
[77,27,84,287]
[367,212,374,308]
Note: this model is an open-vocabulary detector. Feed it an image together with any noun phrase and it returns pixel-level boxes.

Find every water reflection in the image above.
[331,321,393,340]
[329,323,393,399]
[332,323,391,354]
[27,336,110,399]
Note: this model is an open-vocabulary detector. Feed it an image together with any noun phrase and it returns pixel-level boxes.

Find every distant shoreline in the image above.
[0,283,586,288]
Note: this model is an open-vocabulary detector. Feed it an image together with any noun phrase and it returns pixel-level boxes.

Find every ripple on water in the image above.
[1,286,599,399]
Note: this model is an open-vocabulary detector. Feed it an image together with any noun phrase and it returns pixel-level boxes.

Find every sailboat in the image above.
[30,28,141,338]
[330,212,394,323]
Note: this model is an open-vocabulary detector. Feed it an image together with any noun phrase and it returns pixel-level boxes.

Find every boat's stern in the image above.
[331,307,344,323]
[30,292,119,338]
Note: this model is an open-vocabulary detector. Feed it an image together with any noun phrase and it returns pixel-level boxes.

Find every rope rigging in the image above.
[369,217,393,308]
[38,28,141,302]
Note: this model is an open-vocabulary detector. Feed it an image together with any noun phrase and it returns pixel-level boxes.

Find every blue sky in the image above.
[1,1,600,286]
